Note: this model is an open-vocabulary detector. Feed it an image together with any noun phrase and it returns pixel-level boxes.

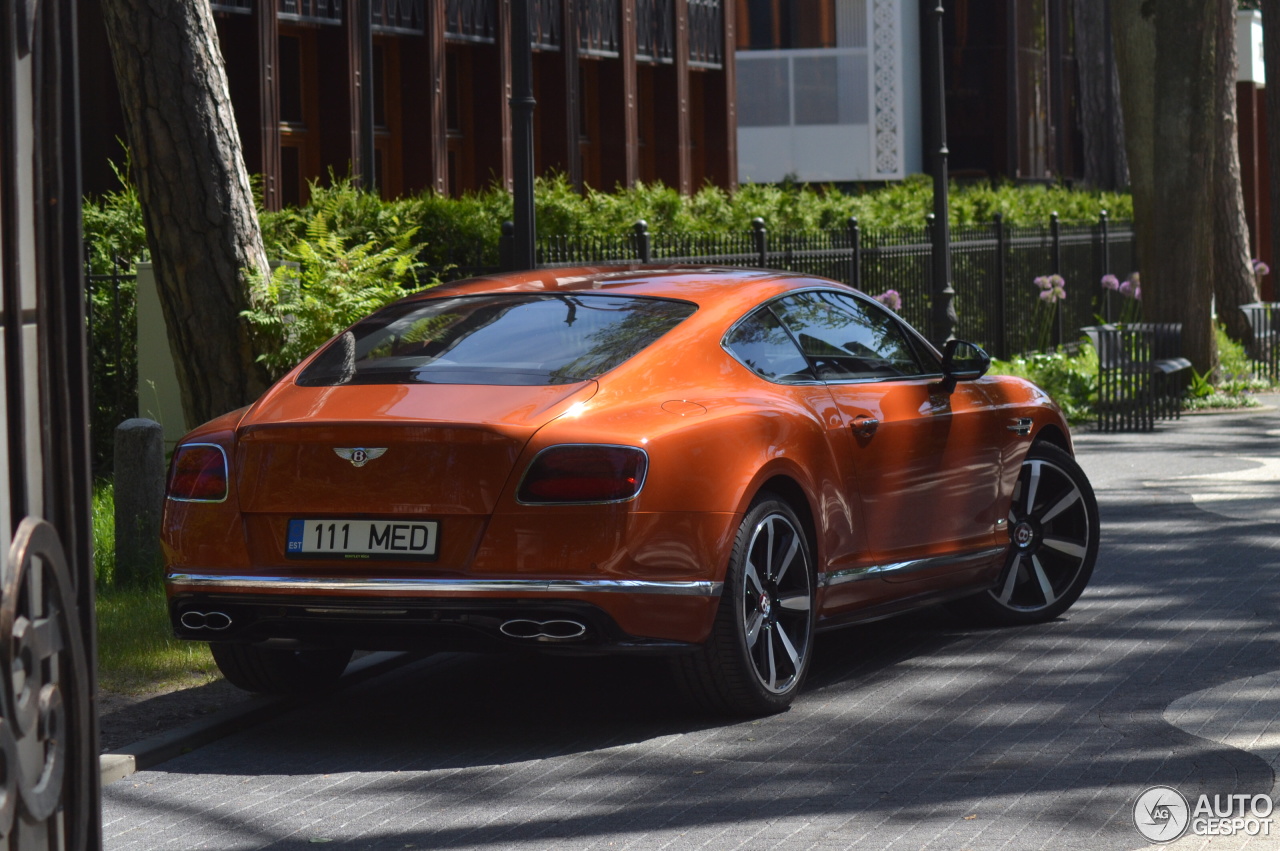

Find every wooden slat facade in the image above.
[80,0,737,207]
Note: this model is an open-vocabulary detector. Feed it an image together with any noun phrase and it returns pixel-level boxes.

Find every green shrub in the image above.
[990,343,1099,425]
[83,155,148,471]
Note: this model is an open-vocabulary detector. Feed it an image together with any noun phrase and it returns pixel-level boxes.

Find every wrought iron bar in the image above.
[1100,209,1112,323]
[212,0,254,13]
[995,212,1007,360]
[848,217,861,291]
[279,0,344,24]
[1051,211,1062,347]
[533,0,562,49]
[636,0,674,63]
[634,220,652,263]
[446,0,498,43]
[752,218,768,267]
[687,0,722,67]
[372,0,425,34]
[578,0,620,56]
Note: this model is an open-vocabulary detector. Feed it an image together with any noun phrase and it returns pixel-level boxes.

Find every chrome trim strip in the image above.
[819,546,1006,587]
[166,573,724,597]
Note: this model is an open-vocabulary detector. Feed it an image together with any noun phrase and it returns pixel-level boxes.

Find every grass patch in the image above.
[92,480,219,694]
[96,582,218,694]
[91,479,115,587]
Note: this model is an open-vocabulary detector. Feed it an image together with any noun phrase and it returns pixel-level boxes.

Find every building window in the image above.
[279,34,304,123]
[278,28,320,204]
[738,0,837,50]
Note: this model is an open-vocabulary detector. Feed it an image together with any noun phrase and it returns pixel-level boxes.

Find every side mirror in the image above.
[938,340,991,392]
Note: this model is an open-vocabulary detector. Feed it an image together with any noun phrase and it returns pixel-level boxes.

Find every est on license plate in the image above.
[286,519,438,560]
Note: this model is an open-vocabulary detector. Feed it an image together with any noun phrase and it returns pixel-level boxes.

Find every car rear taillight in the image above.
[517,445,648,504]
[168,444,229,502]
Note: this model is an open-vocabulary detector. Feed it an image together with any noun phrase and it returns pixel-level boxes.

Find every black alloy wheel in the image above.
[674,495,815,715]
[958,441,1099,625]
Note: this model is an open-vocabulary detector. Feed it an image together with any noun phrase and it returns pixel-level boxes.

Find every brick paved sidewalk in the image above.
[103,405,1280,850]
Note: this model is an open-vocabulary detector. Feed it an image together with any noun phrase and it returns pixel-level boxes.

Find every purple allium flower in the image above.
[1253,259,1271,277]
[1115,272,1140,300]
[1033,274,1065,302]
[875,289,902,312]
[1101,273,1120,291]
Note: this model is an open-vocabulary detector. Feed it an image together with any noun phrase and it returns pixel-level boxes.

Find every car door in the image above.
[769,290,1007,582]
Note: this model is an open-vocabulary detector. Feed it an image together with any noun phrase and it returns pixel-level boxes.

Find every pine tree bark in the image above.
[1263,0,1280,300]
[1111,1,1156,292]
[1114,0,1218,375]
[1212,0,1260,346]
[1149,0,1218,375]
[1074,0,1127,189]
[100,0,271,429]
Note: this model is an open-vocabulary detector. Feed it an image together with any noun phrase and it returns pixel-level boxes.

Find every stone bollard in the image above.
[114,418,166,586]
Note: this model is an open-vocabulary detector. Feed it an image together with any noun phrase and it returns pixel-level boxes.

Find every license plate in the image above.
[286,519,438,560]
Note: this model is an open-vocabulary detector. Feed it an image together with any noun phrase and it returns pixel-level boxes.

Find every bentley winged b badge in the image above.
[334,447,388,468]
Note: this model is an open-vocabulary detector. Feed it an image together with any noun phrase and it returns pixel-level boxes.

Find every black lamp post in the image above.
[357,0,375,192]
[510,0,538,270]
[928,0,957,346]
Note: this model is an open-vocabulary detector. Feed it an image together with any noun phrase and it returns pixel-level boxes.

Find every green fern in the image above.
[245,183,436,379]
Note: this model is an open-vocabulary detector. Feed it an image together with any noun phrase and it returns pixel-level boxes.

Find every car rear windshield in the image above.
[296,293,698,387]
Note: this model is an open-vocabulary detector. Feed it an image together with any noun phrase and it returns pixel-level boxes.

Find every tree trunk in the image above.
[1212,0,1259,347]
[1074,0,1128,189]
[1150,0,1218,376]
[1112,0,1219,376]
[1111,1,1156,289]
[100,0,271,429]
[1263,0,1280,302]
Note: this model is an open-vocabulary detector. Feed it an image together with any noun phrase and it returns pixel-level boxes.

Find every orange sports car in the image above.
[164,266,1098,715]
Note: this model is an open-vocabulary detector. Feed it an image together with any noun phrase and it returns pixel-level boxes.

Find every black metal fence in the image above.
[84,213,1135,466]
[532,212,1137,360]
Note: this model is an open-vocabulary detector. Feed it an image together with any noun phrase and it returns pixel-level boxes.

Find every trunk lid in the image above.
[234,380,598,515]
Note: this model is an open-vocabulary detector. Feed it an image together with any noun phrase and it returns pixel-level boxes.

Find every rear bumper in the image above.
[167,573,723,652]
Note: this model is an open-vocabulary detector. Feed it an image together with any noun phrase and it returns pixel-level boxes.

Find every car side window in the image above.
[724,307,817,383]
[771,290,927,381]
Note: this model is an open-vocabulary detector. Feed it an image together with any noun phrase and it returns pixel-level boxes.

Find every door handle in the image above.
[852,416,879,438]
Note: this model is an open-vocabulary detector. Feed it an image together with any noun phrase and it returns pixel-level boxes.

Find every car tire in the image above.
[953,441,1099,626]
[673,494,815,716]
[210,642,353,694]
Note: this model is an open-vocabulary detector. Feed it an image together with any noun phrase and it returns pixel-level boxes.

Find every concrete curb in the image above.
[99,650,412,786]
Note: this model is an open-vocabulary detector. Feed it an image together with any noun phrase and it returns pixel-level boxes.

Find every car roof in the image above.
[410,265,859,309]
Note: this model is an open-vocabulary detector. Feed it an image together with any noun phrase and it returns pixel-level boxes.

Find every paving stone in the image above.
[104,403,1280,849]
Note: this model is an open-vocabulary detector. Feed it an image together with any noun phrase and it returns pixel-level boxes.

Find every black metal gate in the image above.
[1,0,102,847]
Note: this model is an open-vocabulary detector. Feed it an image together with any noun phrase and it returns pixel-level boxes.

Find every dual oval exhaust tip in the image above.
[179,610,232,631]
[499,619,588,641]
